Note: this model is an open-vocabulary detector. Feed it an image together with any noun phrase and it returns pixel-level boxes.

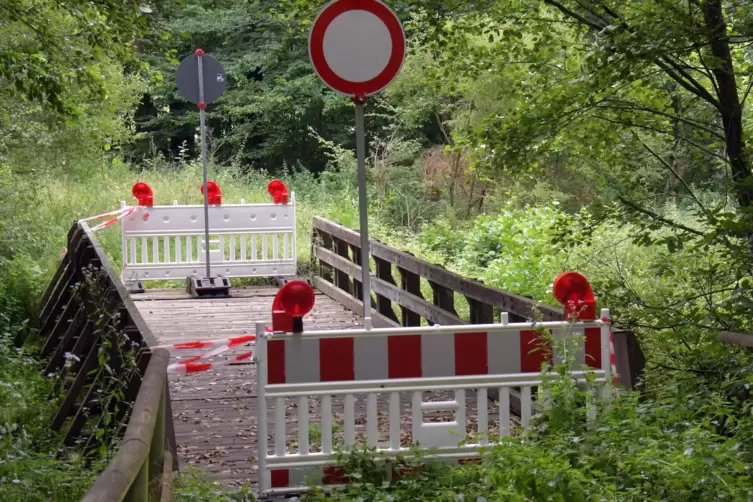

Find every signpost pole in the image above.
[308,0,405,326]
[354,97,372,330]
[196,50,211,279]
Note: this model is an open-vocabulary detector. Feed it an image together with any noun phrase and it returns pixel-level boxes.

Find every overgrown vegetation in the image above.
[3,0,753,500]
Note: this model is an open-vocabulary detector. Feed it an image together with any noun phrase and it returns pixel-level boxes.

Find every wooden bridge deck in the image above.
[133,286,510,490]
[133,286,363,486]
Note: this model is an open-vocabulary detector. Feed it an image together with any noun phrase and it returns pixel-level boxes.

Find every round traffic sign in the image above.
[309,0,405,97]
[176,53,227,105]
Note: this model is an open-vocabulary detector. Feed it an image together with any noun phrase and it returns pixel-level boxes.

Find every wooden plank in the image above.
[333,237,352,294]
[41,296,79,357]
[315,227,334,283]
[315,246,466,326]
[399,266,422,326]
[52,331,102,430]
[350,243,367,304]
[45,306,86,374]
[131,287,281,302]
[314,277,398,328]
[468,297,494,324]
[79,222,159,348]
[313,217,564,321]
[614,330,645,389]
[38,254,70,319]
[431,280,457,317]
[375,257,399,323]
[40,225,84,327]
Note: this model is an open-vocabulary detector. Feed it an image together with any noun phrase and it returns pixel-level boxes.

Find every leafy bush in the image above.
[0,333,100,501]
[307,374,753,502]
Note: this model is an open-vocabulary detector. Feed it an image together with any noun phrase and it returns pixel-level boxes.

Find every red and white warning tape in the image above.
[79,206,137,232]
[153,334,256,351]
[62,207,139,256]
[156,334,257,374]
[168,351,254,374]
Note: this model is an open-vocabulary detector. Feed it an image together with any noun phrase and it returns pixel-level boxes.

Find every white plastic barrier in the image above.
[253,312,612,497]
[119,194,296,282]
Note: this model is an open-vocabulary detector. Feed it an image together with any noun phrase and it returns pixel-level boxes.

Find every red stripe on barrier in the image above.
[322,466,348,484]
[584,327,602,369]
[268,339,286,384]
[520,330,550,373]
[388,335,422,378]
[392,463,425,479]
[235,351,253,362]
[454,332,488,376]
[320,338,354,381]
[270,469,289,488]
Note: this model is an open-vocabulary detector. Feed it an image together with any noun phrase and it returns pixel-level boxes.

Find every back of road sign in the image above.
[176,54,227,104]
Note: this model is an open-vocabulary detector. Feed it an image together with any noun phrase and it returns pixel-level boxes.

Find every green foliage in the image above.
[0,333,100,501]
[307,357,753,501]
[174,466,254,501]
[3,0,753,499]
[0,0,170,115]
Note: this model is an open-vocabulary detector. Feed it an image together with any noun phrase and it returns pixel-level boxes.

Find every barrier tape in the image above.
[62,207,138,257]
[168,351,254,374]
[170,344,234,368]
[153,334,256,351]
[160,334,257,374]
[77,206,137,232]
[89,207,136,232]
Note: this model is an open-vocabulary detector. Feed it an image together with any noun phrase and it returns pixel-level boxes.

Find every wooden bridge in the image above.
[37,217,643,500]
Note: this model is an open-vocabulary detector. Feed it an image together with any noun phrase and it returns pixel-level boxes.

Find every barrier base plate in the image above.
[124,280,145,294]
[186,274,231,298]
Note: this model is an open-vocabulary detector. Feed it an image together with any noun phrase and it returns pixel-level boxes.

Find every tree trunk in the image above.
[703,0,753,209]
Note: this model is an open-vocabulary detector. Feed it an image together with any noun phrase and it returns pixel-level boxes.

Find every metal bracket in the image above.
[124,280,145,294]
[186,274,231,298]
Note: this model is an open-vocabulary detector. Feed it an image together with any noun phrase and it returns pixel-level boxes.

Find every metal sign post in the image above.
[353,96,371,326]
[308,0,406,330]
[196,53,211,278]
[176,49,228,297]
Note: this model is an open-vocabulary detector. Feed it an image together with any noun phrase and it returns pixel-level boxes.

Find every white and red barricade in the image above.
[115,180,296,283]
[253,274,614,497]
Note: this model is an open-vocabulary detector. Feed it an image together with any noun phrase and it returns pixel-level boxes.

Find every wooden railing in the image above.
[83,349,173,502]
[312,216,644,389]
[37,221,177,500]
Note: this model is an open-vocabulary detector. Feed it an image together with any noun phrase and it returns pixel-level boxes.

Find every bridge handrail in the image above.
[311,216,645,389]
[83,348,172,502]
[312,216,565,324]
[37,221,177,500]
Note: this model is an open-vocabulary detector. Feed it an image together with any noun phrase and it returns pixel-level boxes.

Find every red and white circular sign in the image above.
[309,0,405,97]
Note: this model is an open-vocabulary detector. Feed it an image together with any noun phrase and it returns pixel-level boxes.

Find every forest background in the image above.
[3,1,753,500]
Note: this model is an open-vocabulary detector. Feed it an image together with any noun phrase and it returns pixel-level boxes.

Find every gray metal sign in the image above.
[176,50,228,281]
[176,54,227,104]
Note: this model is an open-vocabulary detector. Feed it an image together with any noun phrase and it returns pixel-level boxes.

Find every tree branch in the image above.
[656,57,722,110]
[618,196,706,235]
[632,132,707,213]
[600,101,725,139]
[543,0,607,30]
